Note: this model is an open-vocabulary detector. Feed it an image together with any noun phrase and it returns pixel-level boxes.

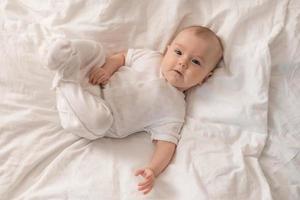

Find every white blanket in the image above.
[0,0,299,199]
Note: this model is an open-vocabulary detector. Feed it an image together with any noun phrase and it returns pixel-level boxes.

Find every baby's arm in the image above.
[135,140,176,194]
[89,52,126,85]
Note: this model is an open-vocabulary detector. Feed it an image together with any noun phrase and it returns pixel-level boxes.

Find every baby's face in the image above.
[161,30,221,91]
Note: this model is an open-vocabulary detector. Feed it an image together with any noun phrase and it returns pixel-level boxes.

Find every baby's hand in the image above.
[88,65,111,85]
[134,167,155,195]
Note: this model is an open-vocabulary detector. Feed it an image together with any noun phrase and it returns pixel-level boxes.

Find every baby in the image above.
[46,26,223,195]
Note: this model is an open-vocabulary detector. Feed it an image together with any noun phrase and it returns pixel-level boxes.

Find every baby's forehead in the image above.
[174,30,220,54]
[190,29,222,56]
[175,29,215,46]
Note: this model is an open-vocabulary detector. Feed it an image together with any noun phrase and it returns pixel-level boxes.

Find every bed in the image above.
[0,0,299,199]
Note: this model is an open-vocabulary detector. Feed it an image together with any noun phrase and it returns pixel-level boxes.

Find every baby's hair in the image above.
[182,26,223,53]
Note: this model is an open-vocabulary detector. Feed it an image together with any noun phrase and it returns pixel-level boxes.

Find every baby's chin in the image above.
[164,76,185,91]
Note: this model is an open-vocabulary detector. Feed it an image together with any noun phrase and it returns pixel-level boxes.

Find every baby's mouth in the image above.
[173,69,182,76]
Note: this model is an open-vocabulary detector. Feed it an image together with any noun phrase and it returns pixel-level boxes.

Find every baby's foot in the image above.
[47,39,74,70]
[46,38,81,88]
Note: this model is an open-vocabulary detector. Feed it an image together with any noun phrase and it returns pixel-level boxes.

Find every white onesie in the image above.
[103,49,186,144]
[47,39,186,144]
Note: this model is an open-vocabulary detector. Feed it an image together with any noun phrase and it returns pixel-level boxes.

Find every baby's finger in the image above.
[93,68,104,76]
[89,67,102,79]
[96,76,107,84]
[138,178,152,187]
[91,76,99,85]
[89,73,96,83]
[89,77,95,84]
[138,181,153,191]
[92,73,104,83]
[135,169,144,176]
[102,79,109,85]
[88,68,97,78]
[96,80,102,85]
[142,185,153,195]
[93,77,102,85]
[98,73,107,81]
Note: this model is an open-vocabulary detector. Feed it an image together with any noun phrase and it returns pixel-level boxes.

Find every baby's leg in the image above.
[56,82,113,140]
[46,38,113,139]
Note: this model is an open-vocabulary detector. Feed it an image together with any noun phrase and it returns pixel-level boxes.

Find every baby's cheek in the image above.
[187,71,202,84]
[164,54,176,65]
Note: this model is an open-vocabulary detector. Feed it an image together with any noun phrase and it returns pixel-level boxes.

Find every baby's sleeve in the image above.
[146,122,184,145]
[125,48,135,66]
[125,48,161,67]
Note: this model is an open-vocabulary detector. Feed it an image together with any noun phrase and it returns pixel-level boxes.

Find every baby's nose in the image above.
[178,57,188,68]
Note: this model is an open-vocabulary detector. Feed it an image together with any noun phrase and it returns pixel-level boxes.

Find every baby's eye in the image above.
[174,49,182,55]
[191,59,201,66]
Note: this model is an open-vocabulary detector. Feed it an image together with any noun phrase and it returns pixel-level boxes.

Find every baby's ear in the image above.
[207,72,213,78]
[200,72,213,85]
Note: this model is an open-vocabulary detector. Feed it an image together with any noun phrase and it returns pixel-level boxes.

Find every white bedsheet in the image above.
[0,0,299,199]
[259,0,300,199]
